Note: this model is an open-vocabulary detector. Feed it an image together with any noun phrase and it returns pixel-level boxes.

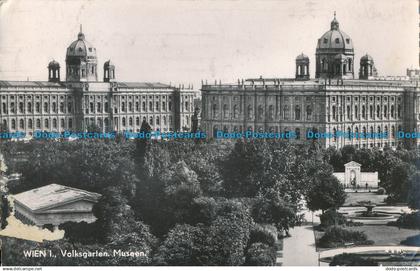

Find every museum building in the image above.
[201,15,420,149]
[0,27,197,135]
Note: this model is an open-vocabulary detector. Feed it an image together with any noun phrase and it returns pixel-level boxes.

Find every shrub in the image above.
[330,253,378,266]
[249,224,277,247]
[320,209,347,227]
[318,226,373,248]
[244,242,276,266]
[400,234,420,246]
[388,212,420,229]
[376,187,386,195]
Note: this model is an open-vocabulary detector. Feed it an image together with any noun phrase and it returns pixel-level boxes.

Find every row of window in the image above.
[1,102,73,114]
[84,101,176,114]
[331,125,402,141]
[331,104,402,121]
[3,118,73,130]
[212,104,313,121]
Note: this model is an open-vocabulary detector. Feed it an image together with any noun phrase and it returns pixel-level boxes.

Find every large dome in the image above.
[66,29,96,58]
[316,16,353,51]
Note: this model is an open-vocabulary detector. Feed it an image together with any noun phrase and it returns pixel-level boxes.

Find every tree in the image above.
[244,242,276,266]
[252,190,297,236]
[408,171,420,210]
[154,224,208,265]
[386,162,415,203]
[306,175,346,213]
[330,253,378,266]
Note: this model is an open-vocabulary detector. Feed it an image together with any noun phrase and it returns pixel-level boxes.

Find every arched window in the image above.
[376,105,380,118]
[27,102,32,113]
[163,116,167,125]
[69,119,73,128]
[105,102,109,113]
[44,119,49,128]
[391,105,395,118]
[397,104,401,118]
[129,117,133,126]
[283,105,289,120]
[369,105,373,119]
[268,105,274,120]
[53,118,57,128]
[11,119,16,129]
[60,119,65,128]
[333,128,337,141]
[136,117,140,126]
[67,102,72,113]
[52,102,57,113]
[347,105,351,119]
[129,102,133,112]
[19,102,24,113]
[391,125,395,138]
[233,105,239,119]
[121,102,126,112]
[355,105,358,119]
[377,126,381,133]
[97,102,101,112]
[149,101,153,111]
[212,104,218,118]
[185,116,189,125]
[332,106,336,120]
[19,119,24,129]
[362,126,367,135]
[383,105,387,117]
[306,105,312,120]
[36,119,41,128]
[223,104,229,118]
[156,102,160,111]
[28,119,33,129]
[142,102,146,112]
[247,105,253,119]
[149,116,153,125]
[122,117,126,127]
[295,128,301,139]
[295,105,300,120]
[362,105,366,119]
[44,102,49,113]
[162,102,166,111]
[10,102,15,113]
[2,103,6,114]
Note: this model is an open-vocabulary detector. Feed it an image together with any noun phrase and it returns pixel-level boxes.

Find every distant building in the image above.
[0,26,197,135]
[201,14,420,149]
[13,184,101,226]
[333,161,379,189]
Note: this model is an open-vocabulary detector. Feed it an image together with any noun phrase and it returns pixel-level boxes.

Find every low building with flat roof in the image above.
[13,183,101,226]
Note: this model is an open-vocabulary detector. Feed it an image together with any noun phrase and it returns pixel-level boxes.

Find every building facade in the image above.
[201,15,420,149]
[14,183,101,226]
[0,28,197,135]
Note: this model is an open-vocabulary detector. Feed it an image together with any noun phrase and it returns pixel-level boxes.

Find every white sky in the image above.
[0,0,418,88]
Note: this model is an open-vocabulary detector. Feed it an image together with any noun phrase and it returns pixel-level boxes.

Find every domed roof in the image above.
[360,54,374,62]
[317,15,353,51]
[66,26,96,59]
[48,60,60,68]
[296,53,309,61]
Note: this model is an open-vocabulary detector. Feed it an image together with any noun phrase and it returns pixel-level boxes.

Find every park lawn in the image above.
[350,225,420,246]
[344,192,387,206]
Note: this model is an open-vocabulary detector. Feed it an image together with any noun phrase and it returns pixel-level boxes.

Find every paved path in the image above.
[282,210,320,266]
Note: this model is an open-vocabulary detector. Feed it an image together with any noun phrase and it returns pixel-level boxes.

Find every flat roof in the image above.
[14,183,101,212]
